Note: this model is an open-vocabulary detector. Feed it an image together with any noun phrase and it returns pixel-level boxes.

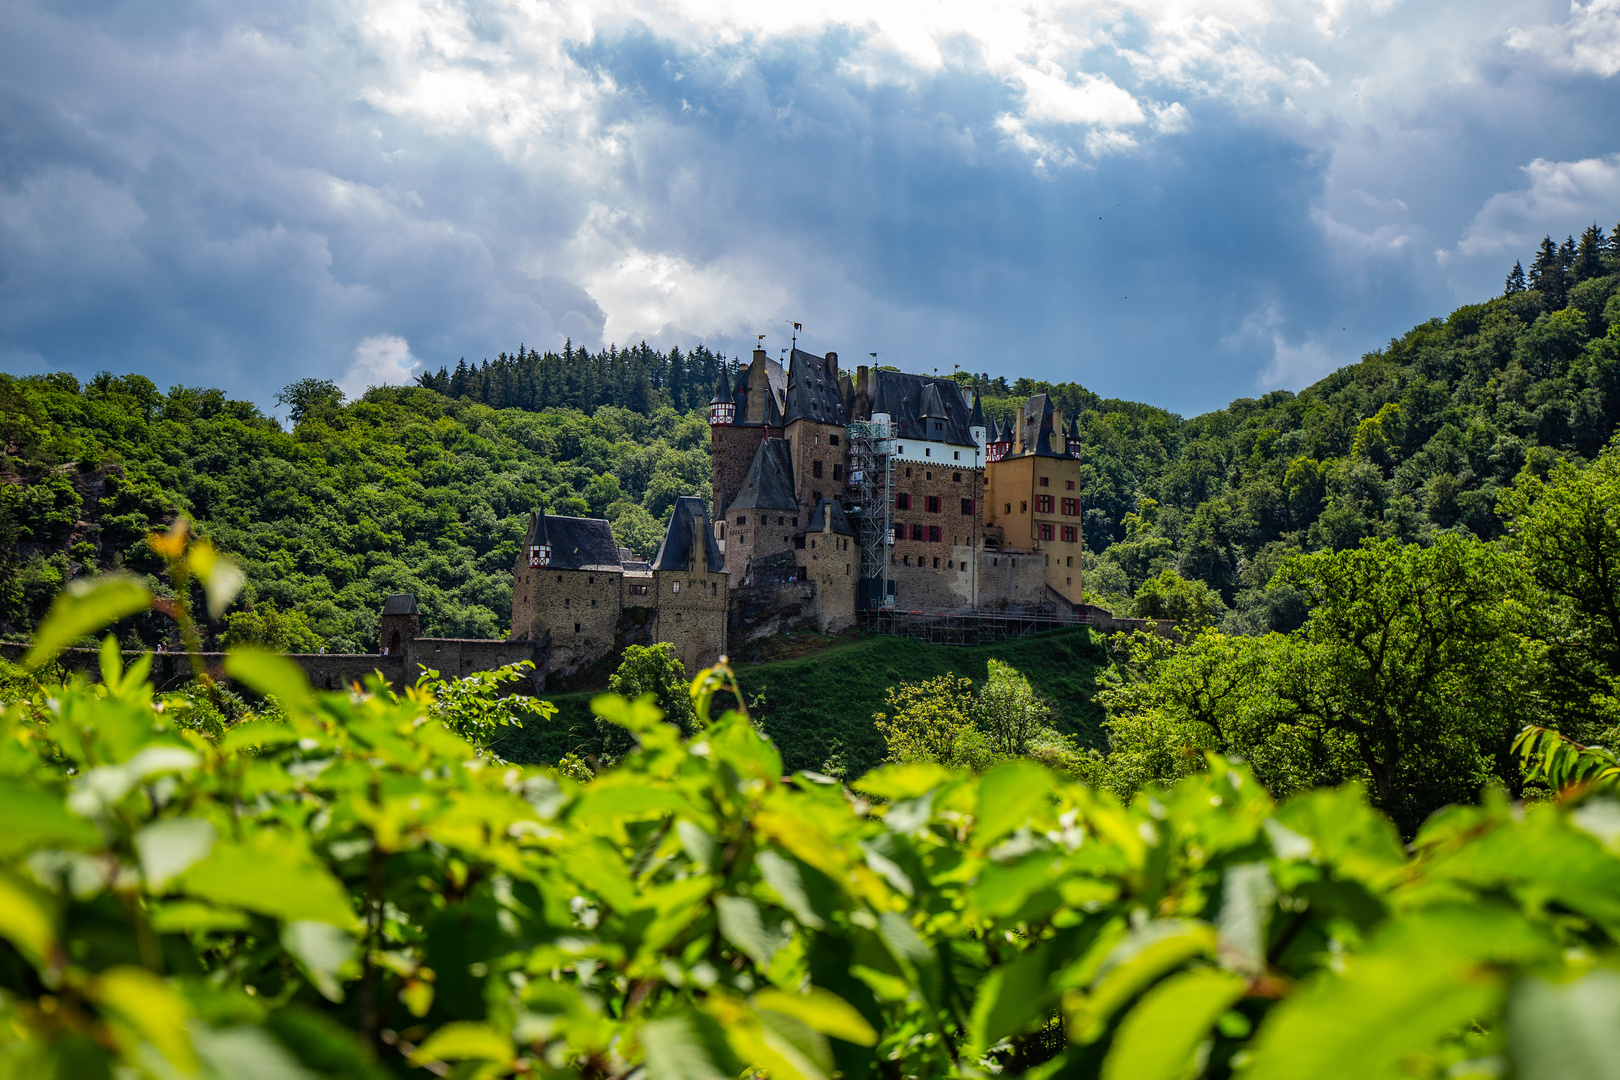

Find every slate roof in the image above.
[523,511,623,571]
[709,366,733,405]
[381,593,419,616]
[727,439,799,513]
[799,497,856,537]
[731,355,787,425]
[1016,393,1070,459]
[870,370,978,447]
[651,496,725,573]
[969,392,985,430]
[783,349,848,426]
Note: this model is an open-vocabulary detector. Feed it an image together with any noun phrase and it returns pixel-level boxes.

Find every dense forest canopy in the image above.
[0,376,715,650]
[2,225,1618,651]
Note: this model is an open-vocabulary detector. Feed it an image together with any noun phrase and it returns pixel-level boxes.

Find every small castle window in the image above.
[1005,503,1012,513]
[711,583,717,595]
[926,495,940,513]
[591,599,597,607]
[947,560,953,569]
[557,574,563,583]
[895,492,910,510]
[565,598,570,608]
[962,498,974,515]
[588,576,594,584]
[778,516,785,525]
[574,622,581,632]
[672,582,680,594]
[1041,524,1054,541]
[813,460,823,479]
[993,557,999,566]
[925,448,931,457]
[830,434,839,446]
[933,557,939,569]
[737,516,747,526]
[1066,480,1076,490]
[1067,576,1072,585]
[953,472,961,482]
[905,467,912,477]
[833,463,842,481]
[954,451,960,460]
[1021,501,1028,513]
[1040,477,1049,487]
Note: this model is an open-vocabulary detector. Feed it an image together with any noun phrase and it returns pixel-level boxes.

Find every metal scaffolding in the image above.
[845,417,893,610]
[860,606,1090,645]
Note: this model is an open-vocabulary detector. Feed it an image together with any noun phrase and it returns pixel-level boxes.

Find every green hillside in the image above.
[495,626,1106,776]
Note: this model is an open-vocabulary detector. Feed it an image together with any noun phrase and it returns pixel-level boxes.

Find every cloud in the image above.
[1507,0,1620,77]
[1457,154,1620,257]
[340,335,421,399]
[2,0,1619,417]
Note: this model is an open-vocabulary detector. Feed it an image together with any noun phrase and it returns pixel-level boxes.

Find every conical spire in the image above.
[968,391,985,429]
[709,365,733,405]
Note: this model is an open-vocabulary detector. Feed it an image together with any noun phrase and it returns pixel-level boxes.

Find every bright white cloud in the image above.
[1457,153,1620,257]
[341,335,421,398]
[1507,0,1620,77]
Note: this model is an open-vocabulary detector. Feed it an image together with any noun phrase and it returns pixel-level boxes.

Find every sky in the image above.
[2,0,1619,418]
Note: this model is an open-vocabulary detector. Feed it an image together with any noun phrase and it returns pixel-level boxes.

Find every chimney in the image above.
[754,348,768,364]
[1015,404,1027,454]
[856,365,868,395]
[824,351,838,373]
[691,508,705,573]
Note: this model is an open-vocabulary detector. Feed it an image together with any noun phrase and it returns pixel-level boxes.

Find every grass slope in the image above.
[496,627,1107,777]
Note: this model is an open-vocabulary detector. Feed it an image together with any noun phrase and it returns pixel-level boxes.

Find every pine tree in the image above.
[1573,224,1606,283]
[1504,260,1526,295]
[1529,235,1565,308]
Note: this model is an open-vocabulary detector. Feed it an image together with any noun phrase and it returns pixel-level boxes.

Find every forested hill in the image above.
[0,380,713,651]
[2,225,1618,651]
[972,225,1620,632]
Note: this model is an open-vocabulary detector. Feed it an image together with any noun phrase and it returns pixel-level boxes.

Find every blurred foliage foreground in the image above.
[4,567,1620,1079]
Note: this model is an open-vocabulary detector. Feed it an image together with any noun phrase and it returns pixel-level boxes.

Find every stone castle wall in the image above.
[517,568,622,679]
[653,567,728,673]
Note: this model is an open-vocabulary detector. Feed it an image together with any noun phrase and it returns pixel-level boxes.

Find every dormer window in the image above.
[529,544,551,568]
[709,401,734,425]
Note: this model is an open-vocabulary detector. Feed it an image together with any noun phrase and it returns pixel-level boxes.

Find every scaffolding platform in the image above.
[860,605,1091,646]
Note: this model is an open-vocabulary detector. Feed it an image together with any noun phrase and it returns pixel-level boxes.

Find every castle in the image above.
[366,346,1086,687]
[1,346,1096,692]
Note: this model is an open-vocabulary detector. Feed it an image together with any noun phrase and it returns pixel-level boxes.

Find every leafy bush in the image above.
[6,574,1620,1078]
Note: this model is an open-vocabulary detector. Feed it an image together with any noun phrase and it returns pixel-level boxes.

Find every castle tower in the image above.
[708,366,735,427]
[651,496,728,673]
[983,394,1083,607]
[379,594,420,655]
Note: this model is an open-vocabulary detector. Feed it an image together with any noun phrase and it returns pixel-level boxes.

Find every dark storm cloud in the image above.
[1,0,1617,416]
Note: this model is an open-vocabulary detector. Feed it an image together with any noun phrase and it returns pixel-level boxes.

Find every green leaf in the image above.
[1101,968,1246,1080]
[187,540,245,620]
[757,849,827,929]
[753,988,878,1046]
[975,760,1051,845]
[571,783,687,824]
[855,763,952,801]
[0,869,56,968]
[179,837,360,931]
[135,817,217,892]
[93,965,198,1073]
[1069,920,1218,1043]
[1216,862,1276,974]
[26,574,150,668]
[225,649,313,716]
[1243,908,1554,1080]
[281,921,359,1003]
[191,1025,318,1080]
[1507,968,1620,1080]
[640,1011,740,1080]
[0,782,102,857]
[717,895,789,968]
[411,1021,513,1066]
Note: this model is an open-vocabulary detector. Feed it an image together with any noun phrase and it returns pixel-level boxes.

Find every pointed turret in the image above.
[708,366,735,426]
[968,391,986,451]
[1065,416,1082,458]
[524,510,552,567]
